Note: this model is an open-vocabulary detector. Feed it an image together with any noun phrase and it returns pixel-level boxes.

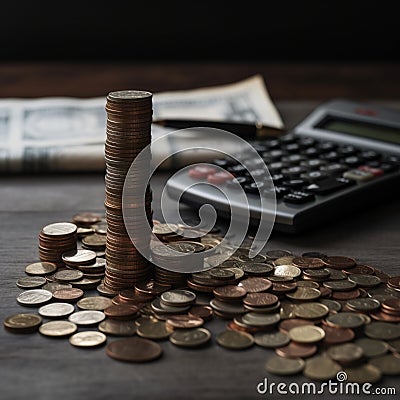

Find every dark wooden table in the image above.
[1,64,400,400]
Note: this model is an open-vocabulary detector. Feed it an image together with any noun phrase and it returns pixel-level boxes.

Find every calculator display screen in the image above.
[319,117,400,145]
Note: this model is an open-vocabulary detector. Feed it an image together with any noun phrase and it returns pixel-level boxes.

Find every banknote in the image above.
[0,75,283,172]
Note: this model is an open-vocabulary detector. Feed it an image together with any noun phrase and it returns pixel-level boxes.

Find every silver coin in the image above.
[274,265,301,278]
[69,331,107,347]
[38,302,75,318]
[16,276,47,289]
[160,290,196,306]
[42,282,72,293]
[239,312,280,328]
[151,298,191,314]
[68,310,105,325]
[39,320,77,337]
[254,331,290,348]
[17,289,53,306]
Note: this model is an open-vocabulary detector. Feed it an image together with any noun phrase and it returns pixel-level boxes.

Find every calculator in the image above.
[166,100,400,233]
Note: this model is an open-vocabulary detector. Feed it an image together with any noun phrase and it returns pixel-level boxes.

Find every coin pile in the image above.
[39,222,77,266]
[5,215,400,378]
[104,90,153,291]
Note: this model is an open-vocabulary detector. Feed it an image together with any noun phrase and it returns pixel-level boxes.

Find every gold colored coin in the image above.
[69,331,107,347]
[39,320,77,337]
[77,296,113,311]
[288,325,325,343]
[216,330,254,350]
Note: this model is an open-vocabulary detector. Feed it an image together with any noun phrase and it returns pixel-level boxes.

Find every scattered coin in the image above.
[82,234,107,250]
[285,287,321,301]
[166,315,204,329]
[292,257,326,270]
[42,282,72,293]
[274,265,301,278]
[25,262,57,276]
[327,343,364,365]
[325,255,356,270]
[104,304,139,320]
[276,342,317,358]
[346,298,381,312]
[369,354,400,375]
[54,269,84,282]
[53,288,84,302]
[293,302,329,320]
[160,290,196,307]
[68,310,105,326]
[325,312,365,329]
[323,280,357,291]
[243,293,278,308]
[322,325,355,345]
[39,320,77,337]
[17,289,53,306]
[77,296,113,311]
[348,274,381,287]
[344,364,382,383]
[238,277,272,293]
[38,302,75,318]
[303,354,342,380]
[169,328,212,348]
[3,313,42,333]
[265,250,292,261]
[254,331,290,348]
[62,249,97,266]
[106,337,163,362]
[354,338,389,358]
[265,355,305,375]
[188,305,213,321]
[319,299,342,312]
[213,286,247,301]
[364,321,400,340]
[288,325,325,344]
[136,321,173,340]
[238,313,280,328]
[72,212,101,226]
[16,276,47,289]
[216,330,254,350]
[99,319,137,336]
[69,331,107,347]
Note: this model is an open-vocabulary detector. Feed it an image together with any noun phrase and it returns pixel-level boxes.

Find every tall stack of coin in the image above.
[39,222,78,266]
[104,90,153,291]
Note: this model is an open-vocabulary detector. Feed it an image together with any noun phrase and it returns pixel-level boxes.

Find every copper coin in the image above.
[292,257,326,269]
[370,310,400,322]
[188,305,213,321]
[25,262,57,276]
[331,288,361,300]
[62,249,97,266]
[321,325,355,345]
[276,342,317,358]
[53,288,84,302]
[106,337,162,363]
[54,269,84,282]
[382,298,400,313]
[325,255,356,270]
[42,222,77,237]
[238,277,272,293]
[243,292,278,308]
[166,315,204,329]
[213,285,247,301]
[271,282,297,293]
[349,264,375,275]
[388,276,400,289]
[135,280,171,296]
[104,304,139,320]
[72,212,101,226]
[279,319,315,334]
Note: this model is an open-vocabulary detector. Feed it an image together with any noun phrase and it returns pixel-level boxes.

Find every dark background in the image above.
[2,0,399,61]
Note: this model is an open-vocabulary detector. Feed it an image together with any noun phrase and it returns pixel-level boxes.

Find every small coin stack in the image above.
[104,90,153,291]
[39,222,78,266]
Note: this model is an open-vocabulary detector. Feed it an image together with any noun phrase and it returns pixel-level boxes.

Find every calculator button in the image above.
[281,154,306,164]
[305,177,355,195]
[271,174,284,184]
[284,191,315,204]
[358,165,384,177]
[304,147,320,157]
[383,155,400,164]
[298,137,316,147]
[283,143,300,153]
[343,169,374,181]
[272,186,291,199]
[378,163,398,173]
[268,161,289,173]
[269,149,288,160]
[337,145,358,156]
[319,163,348,174]
[226,176,249,188]
[317,142,336,152]
[189,165,216,179]
[207,172,233,184]
[300,159,327,169]
[244,182,265,194]
[227,164,247,175]
[320,151,340,162]
[281,166,308,178]
[213,158,235,168]
[343,156,363,167]
[281,179,306,189]
[265,139,280,149]
[300,171,329,182]
[279,134,297,144]
[361,150,380,161]
[250,142,270,153]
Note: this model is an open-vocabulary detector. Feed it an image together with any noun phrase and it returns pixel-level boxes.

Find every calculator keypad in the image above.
[187,134,398,207]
